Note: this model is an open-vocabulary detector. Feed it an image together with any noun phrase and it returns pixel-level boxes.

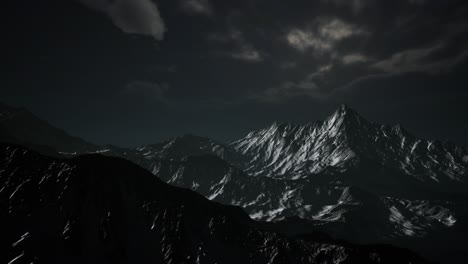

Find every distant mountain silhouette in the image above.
[0,103,97,154]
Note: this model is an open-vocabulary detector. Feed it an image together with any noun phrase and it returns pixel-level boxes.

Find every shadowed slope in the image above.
[0,144,431,264]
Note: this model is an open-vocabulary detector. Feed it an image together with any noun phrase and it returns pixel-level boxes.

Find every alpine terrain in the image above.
[0,144,431,264]
[1,102,466,263]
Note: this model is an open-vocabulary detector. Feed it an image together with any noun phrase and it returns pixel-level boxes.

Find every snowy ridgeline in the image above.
[1,103,467,263]
[76,105,467,246]
[0,144,431,264]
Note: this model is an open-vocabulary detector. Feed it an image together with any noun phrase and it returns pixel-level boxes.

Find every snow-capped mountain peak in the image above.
[1,101,467,263]
[229,105,468,184]
[229,105,364,179]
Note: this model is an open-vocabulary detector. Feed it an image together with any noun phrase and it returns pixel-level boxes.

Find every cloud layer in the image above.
[180,0,213,16]
[286,18,365,53]
[78,0,166,40]
[11,0,468,146]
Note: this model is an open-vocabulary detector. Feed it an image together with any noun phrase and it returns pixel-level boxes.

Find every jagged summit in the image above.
[230,104,468,183]
[335,103,354,115]
[228,105,371,177]
[244,104,366,140]
[325,104,360,118]
[326,104,368,128]
[257,104,367,139]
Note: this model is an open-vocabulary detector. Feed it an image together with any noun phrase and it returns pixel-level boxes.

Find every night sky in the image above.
[3,0,468,147]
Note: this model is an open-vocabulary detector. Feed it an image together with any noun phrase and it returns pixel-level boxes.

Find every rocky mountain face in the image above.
[1,102,467,263]
[101,105,467,263]
[0,144,432,264]
[128,151,467,263]
[230,105,468,186]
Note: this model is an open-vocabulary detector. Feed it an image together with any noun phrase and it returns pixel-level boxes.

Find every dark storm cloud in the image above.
[4,0,468,146]
[246,0,468,103]
[77,0,166,40]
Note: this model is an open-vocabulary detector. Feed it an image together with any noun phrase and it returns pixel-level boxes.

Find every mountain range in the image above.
[0,143,431,264]
[1,102,467,263]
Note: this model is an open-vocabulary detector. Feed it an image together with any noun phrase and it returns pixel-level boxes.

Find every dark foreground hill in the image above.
[0,144,431,264]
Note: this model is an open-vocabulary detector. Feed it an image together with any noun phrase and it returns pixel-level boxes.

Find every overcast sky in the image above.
[3,0,468,146]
